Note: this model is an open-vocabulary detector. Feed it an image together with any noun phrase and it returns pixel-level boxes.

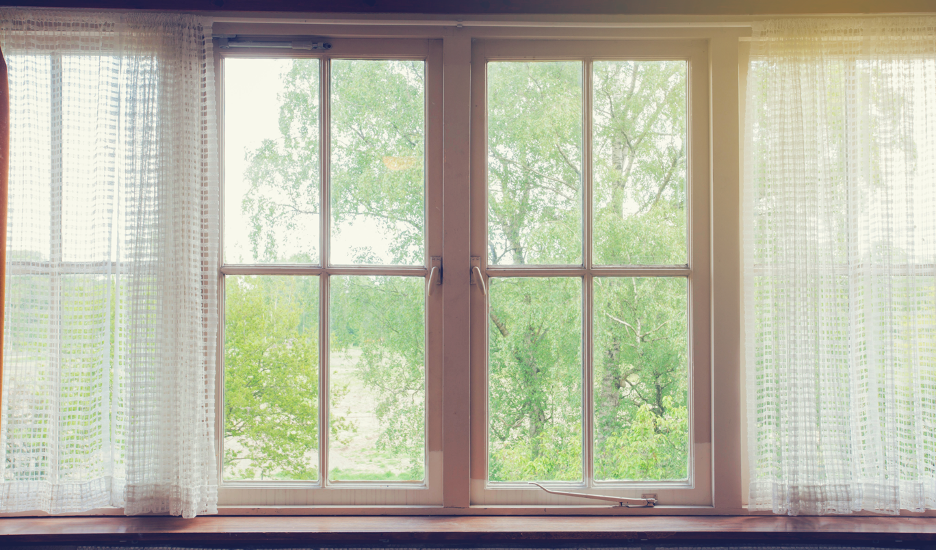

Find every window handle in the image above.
[426,256,442,297]
[471,264,487,296]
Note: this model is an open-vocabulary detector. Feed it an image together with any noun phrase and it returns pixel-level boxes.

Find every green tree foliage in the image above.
[329,59,425,265]
[488,277,582,481]
[593,277,688,480]
[225,57,691,483]
[224,275,324,480]
[329,275,425,480]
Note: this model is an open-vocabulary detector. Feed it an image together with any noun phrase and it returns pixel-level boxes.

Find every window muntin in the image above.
[219,40,442,505]
[470,39,710,506]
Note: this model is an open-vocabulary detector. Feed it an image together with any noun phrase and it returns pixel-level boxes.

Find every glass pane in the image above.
[488,62,583,266]
[61,55,121,264]
[5,273,124,483]
[488,277,582,482]
[593,277,688,481]
[593,61,688,266]
[223,275,320,481]
[4,275,53,482]
[330,60,425,266]
[224,59,320,264]
[58,275,118,482]
[329,276,425,481]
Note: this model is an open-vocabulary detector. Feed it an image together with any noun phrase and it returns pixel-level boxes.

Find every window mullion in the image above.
[709,34,742,512]
[441,33,473,508]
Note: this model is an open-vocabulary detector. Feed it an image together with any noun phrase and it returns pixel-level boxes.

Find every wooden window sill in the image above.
[1,515,935,543]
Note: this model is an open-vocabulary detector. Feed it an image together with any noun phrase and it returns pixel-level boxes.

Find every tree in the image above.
[224,273,356,480]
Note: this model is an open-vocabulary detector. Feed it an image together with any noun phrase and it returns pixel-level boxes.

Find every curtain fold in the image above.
[745,17,936,515]
[0,9,219,517]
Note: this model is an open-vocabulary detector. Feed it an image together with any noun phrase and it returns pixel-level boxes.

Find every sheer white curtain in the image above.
[0,9,219,517]
[745,17,936,515]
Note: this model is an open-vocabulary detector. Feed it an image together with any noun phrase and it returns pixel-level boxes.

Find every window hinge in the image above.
[530,482,657,508]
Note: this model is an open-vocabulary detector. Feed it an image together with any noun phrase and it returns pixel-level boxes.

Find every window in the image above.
[215,34,718,509]
[468,39,711,506]
[219,39,444,505]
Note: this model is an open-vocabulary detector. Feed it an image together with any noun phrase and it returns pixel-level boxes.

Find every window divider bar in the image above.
[216,48,227,486]
[589,266,691,277]
[582,58,595,488]
[220,265,428,276]
[485,266,690,278]
[319,56,331,488]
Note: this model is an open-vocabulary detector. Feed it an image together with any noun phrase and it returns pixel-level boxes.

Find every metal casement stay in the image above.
[214,35,332,50]
[530,483,657,508]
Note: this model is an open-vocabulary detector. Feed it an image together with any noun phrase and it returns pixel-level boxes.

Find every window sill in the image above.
[1,515,935,543]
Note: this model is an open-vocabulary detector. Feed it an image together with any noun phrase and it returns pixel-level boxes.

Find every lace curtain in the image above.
[745,17,936,515]
[0,9,219,517]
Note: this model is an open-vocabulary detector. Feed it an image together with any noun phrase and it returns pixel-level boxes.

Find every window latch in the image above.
[470,256,487,296]
[427,256,442,297]
[530,482,657,508]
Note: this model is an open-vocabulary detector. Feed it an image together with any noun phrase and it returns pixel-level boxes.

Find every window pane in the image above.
[330,60,425,266]
[593,277,688,481]
[4,275,53,482]
[223,275,320,481]
[224,59,320,264]
[488,62,582,266]
[488,277,582,482]
[593,61,687,266]
[329,276,425,481]
[61,55,122,264]
[7,55,52,263]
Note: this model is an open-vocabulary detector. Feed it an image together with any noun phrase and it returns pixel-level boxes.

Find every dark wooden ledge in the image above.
[1,515,936,544]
